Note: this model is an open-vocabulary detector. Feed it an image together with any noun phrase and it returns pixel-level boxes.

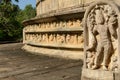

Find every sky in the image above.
[12,0,36,10]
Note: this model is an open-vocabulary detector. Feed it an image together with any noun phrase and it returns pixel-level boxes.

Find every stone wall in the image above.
[24,0,116,60]
[23,18,84,60]
[36,0,82,16]
[23,19,83,47]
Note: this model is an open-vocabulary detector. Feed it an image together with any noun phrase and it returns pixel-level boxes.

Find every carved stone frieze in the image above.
[24,19,82,32]
[23,19,83,48]
[25,32,83,47]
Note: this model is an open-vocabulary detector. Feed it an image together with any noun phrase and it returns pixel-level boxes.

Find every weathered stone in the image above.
[23,16,84,59]
[81,0,120,80]
[81,69,114,80]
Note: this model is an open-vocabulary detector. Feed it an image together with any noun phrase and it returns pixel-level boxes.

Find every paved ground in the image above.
[0,43,83,80]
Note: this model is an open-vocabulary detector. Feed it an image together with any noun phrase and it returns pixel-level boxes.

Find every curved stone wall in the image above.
[23,18,84,60]
[23,0,120,59]
[23,19,83,48]
[36,0,83,15]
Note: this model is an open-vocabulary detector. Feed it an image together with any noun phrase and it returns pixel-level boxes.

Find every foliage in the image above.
[0,0,36,41]
[0,0,20,41]
[17,4,36,22]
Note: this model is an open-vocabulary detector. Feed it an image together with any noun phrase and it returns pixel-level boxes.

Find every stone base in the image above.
[22,44,83,60]
[81,68,120,80]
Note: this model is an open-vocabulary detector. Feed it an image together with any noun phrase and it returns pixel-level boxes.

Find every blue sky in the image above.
[12,0,36,9]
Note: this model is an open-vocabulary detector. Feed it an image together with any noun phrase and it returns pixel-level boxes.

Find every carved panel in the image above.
[24,19,82,32]
[23,19,83,49]
[84,1,120,71]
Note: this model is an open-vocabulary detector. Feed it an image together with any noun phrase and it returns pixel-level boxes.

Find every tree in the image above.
[0,0,36,41]
[1,0,18,3]
[16,4,36,41]
[0,0,20,41]
[17,4,36,22]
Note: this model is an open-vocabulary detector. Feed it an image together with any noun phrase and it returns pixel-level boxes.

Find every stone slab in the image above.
[81,69,114,80]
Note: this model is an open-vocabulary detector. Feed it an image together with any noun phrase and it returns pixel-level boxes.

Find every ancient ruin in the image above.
[22,0,120,79]
[22,0,86,60]
[81,0,120,80]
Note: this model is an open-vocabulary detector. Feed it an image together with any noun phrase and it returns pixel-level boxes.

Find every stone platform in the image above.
[0,43,82,80]
[81,69,115,80]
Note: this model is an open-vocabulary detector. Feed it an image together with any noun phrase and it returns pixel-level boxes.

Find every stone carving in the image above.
[24,32,84,47]
[49,34,56,43]
[42,34,48,43]
[38,34,42,43]
[70,35,76,44]
[73,34,77,44]
[77,34,83,44]
[57,34,65,44]
[66,34,71,44]
[81,1,120,80]
[53,22,56,28]
[24,19,82,33]
[23,19,83,49]
[67,20,74,27]
[36,34,40,43]
[85,4,118,70]
[59,21,63,27]
[66,34,78,45]
[39,24,41,29]
[63,21,66,27]
[86,52,95,69]
[76,19,81,27]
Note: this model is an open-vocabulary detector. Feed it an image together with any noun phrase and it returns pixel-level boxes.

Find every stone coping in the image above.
[23,1,96,26]
[22,5,85,26]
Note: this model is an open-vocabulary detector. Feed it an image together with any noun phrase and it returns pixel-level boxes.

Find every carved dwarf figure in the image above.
[38,34,42,43]
[76,19,81,27]
[78,34,84,44]
[63,21,66,27]
[49,34,56,43]
[86,52,95,68]
[67,20,73,27]
[66,34,71,44]
[57,34,65,44]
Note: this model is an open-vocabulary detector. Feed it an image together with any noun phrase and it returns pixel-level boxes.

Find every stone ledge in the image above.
[24,27,83,33]
[25,42,83,50]
[22,44,84,60]
[23,1,97,26]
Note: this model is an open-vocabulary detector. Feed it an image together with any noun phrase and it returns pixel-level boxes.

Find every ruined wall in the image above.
[23,0,120,59]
